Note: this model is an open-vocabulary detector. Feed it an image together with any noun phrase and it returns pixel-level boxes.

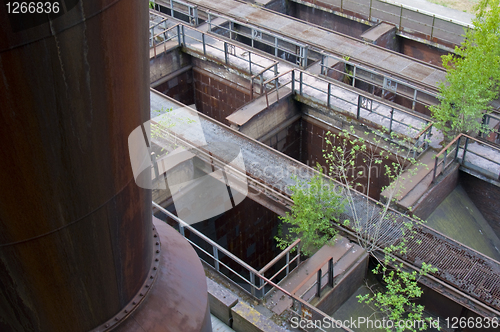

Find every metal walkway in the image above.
[161,0,446,92]
[150,89,500,318]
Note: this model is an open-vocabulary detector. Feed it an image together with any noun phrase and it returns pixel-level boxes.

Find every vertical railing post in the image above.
[194,6,199,26]
[250,77,254,100]
[170,0,174,17]
[249,52,252,74]
[327,83,331,108]
[352,65,357,87]
[260,73,263,95]
[328,258,334,288]
[442,148,448,174]
[412,89,418,110]
[224,42,228,64]
[369,0,372,21]
[481,115,488,138]
[181,25,185,46]
[250,271,256,297]
[213,246,220,272]
[179,224,185,237]
[316,269,322,298]
[454,136,461,160]
[177,25,181,46]
[320,54,325,75]
[432,156,438,183]
[340,0,343,12]
[357,95,361,119]
[462,137,469,164]
[297,242,301,266]
[202,33,206,55]
[259,277,264,298]
[299,71,303,96]
[430,15,436,39]
[302,46,309,69]
[275,37,279,57]
[389,109,394,133]
[208,12,212,32]
[286,251,290,275]
[399,5,403,30]
[291,70,295,94]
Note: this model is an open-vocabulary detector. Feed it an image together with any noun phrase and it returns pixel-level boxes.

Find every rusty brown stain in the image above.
[0,0,152,330]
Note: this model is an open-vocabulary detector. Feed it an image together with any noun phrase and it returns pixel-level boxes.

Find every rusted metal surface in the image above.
[114,217,212,332]
[0,0,151,331]
[92,227,161,332]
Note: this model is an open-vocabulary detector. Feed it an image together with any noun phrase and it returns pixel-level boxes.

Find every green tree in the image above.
[323,128,437,331]
[275,169,345,256]
[429,0,500,139]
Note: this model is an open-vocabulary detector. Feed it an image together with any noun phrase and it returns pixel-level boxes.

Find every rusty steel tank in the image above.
[0,1,153,330]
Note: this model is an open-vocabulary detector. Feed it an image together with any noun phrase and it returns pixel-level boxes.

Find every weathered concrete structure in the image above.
[147,1,500,327]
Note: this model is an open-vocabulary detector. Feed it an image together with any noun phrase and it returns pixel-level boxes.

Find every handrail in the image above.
[432,133,500,183]
[291,0,472,46]
[152,202,353,331]
[150,90,500,317]
[259,238,301,275]
[320,53,438,112]
[291,256,333,295]
[251,61,279,80]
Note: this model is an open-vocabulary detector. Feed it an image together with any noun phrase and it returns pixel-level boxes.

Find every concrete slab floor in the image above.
[427,184,500,261]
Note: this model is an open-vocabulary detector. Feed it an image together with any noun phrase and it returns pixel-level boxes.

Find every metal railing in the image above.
[149,12,281,100]
[153,1,313,68]
[244,66,432,157]
[432,134,500,183]
[481,112,500,144]
[149,14,433,158]
[149,23,183,57]
[152,202,353,332]
[150,90,500,318]
[292,69,433,157]
[258,239,301,296]
[320,53,439,112]
[154,0,200,26]
[206,11,312,69]
[292,0,471,47]
[292,257,335,302]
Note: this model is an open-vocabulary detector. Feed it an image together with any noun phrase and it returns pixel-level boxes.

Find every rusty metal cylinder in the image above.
[0,1,151,331]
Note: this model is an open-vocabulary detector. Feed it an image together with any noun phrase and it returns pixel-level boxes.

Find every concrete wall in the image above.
[192,59,252,125]
[401,38,448,68]
[299,111,402,200]
[265,0,292,14]
[272,0,450,66]
[412,163,460,220]
[260,118,302,162]
[154,69,195,106]
[289,2,370,39]
[150,48,192,84]
[190,197,281,272]
[315,252,369,316]
[238,96,297,140]
[460,171,500,239]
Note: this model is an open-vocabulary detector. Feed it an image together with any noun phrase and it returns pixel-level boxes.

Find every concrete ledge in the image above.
[206,277,239,326]
[231,302,286,332]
